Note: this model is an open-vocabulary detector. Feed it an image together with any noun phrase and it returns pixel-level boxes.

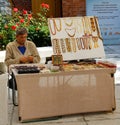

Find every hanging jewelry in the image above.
[60,39,66,53]
[52,39,57,54]
[84,17,92,35]
[76,38,82,50]
[89,35,93,49]
[81,17,86,35]
[52,39,61,54]
[90,17,96,32]
[94,17,103,41]
[63,18,73,27]
[76,18,84,34]
[65,38,72,52]
[54,18,62,32]
[48,18,56,35]
[71,38,77,52]
[92,36,99,48]
[65,28,76,37]
[80,37,85,49]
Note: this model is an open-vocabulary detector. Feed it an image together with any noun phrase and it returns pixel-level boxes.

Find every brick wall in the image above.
[62,0,86,17]
[11,0,31,11]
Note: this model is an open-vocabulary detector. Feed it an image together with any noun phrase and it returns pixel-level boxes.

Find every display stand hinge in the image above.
[19,116,21,121]
[111,73,114,77]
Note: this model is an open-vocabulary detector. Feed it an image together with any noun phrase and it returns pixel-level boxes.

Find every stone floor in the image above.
[7,44,120,125]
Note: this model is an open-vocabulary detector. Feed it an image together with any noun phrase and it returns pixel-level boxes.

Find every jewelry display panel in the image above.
[48,16,105,61]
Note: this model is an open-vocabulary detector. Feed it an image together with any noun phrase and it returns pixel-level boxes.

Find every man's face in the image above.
[16,33,27,45]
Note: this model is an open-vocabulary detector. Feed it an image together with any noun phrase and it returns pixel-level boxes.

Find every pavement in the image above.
[7,44,120,125]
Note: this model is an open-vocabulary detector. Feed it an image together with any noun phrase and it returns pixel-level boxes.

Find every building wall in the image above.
[62,0,86,17]
[32,0,62,17]
[9,0,31,11]
[0,0,11,14]
[9,0,86,17]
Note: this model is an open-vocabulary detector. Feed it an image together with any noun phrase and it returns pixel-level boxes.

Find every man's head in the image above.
[16,27,28,45]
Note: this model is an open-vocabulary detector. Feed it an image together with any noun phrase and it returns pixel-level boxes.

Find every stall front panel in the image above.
[12,67,116,122]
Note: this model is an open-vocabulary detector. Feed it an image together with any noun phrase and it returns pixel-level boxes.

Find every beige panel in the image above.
[12,66,116,122]
[0,74,8,125]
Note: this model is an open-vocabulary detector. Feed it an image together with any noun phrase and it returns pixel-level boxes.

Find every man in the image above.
[4,28,41,97]
[5,27,40,67]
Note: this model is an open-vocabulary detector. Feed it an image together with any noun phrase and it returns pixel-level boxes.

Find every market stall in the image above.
[11,61,116,122]
[11,16,117,122]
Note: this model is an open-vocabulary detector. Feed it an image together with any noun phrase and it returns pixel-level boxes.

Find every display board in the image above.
[48,16,105,61]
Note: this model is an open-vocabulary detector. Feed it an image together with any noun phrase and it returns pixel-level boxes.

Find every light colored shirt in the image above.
[4,40,40,67]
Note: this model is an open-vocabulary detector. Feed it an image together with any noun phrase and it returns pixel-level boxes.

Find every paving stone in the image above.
[115,85,120,99]
[87,119,120,125]
[11,106,85,125]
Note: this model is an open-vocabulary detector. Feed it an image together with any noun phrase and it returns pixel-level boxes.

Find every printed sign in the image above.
[86,0,120,44]
[48,16,105,61]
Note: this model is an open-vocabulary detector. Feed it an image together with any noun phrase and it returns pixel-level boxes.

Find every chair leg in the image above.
[12,74,18,106]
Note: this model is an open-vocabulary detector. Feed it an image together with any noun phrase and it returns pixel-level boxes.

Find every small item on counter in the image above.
[50,65,60,72]
[97,61,116,68]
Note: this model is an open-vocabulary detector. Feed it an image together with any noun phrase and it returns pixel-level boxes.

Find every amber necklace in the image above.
[48,18,56,35]
[52,39,61,54]
[92,36,99,48]
[71,38,77,52]
[54,18,62,32]
[65,38,72,52]
[60,39,66,53]
[76,38,82,50]
[65,28,76,37]
[64,18,73,27]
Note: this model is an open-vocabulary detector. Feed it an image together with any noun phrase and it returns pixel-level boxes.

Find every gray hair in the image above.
[16,27,28,36]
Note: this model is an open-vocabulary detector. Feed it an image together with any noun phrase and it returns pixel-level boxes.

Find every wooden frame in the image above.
[52,55,63,65]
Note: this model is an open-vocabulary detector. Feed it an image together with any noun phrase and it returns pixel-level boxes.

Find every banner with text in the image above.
[86,0,120,44]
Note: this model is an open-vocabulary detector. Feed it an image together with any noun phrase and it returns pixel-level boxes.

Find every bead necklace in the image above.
[65,38,72,52]
[63,18,73,27]
[48,18,56,35]
[60,39,66,53]
[52,39,61,54]
[54,18,62,32]
[65,28,76,37]
[71,38,77,52]
[76,38,82,50]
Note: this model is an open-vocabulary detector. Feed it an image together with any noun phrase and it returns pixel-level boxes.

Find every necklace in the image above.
[65,38,72,52]
[60,39,66,53]
[92,36,99,48]
[52,39,61,54]
[76,38,82,50]
[54,18,62,32]
[76,18,83,34]
[84,17,92,35]
[48,18,56,35]
[90,17,96,32]
[64,18,73,27]
[65,28,76,37]
[71,38,77,52]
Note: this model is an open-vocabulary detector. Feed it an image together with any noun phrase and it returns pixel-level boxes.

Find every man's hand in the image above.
[19,56,34,63]
[19,56,28,63]
[27,56,34,63]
